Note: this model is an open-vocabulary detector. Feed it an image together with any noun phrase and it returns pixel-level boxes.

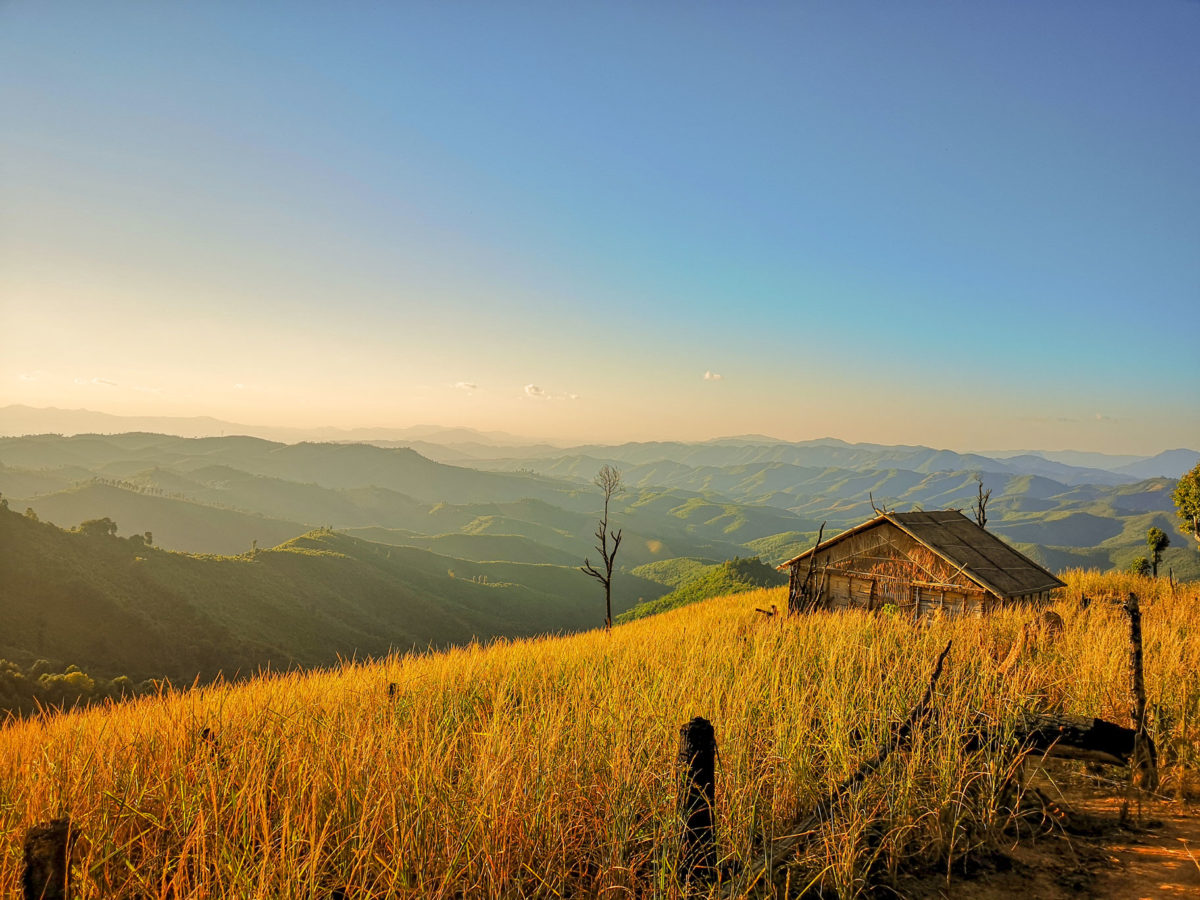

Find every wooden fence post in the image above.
[1123,592,1158,792]
[23,818,72,900]
[677,716,717,885]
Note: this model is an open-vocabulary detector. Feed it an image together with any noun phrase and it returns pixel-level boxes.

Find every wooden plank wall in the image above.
[795,522,995,618]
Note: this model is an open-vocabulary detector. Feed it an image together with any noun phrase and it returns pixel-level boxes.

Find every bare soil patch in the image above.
[902,781,1200,899]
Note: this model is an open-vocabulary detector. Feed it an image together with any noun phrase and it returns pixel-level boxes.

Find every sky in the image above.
[2,2,1198,453]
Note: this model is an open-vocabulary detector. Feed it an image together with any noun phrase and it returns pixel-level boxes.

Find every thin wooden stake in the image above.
[677,716,718,885]
[1123,592,1159,793]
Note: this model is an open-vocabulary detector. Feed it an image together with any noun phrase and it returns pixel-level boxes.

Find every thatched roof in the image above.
[778,510,1066,599]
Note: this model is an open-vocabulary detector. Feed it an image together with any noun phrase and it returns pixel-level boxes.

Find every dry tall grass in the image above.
[1,571,1197,898]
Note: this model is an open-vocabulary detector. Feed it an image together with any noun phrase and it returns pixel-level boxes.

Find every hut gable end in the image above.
[806,521,975,589]
[780,509,1065,617]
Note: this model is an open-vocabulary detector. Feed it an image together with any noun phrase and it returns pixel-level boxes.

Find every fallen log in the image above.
[961,711,1152,770]
[1008,713,1147,767]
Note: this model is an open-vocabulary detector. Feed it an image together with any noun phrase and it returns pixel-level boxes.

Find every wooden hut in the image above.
[779,509,1065,617]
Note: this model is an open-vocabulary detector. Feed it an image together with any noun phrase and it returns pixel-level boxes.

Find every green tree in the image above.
[78,517,118,537]
[1127,556,1152,576]
[1174,462,1200,548]
[1146,527,1170,577]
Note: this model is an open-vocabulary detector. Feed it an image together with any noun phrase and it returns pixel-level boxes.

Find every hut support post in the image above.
[788,522,824,615]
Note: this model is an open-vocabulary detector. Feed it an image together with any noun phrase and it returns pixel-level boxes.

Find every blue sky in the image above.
[2,2,1197,451]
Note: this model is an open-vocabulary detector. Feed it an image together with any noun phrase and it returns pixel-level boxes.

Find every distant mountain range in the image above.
[3,405,1195,480]
[1,412,1198,689]
[0,404,542,446]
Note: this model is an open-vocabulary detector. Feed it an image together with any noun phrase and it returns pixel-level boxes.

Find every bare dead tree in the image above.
[973,477,992,530]
[582,465,623,631]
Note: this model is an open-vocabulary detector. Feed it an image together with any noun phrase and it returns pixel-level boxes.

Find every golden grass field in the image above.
[1,570,1197,898]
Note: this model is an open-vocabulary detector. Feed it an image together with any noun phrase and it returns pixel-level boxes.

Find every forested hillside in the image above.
[0,506,665,686]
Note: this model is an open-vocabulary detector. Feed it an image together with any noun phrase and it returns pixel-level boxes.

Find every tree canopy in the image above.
[1147,527,1170,577]
[1173,463,1200,547]
[78,516,119,537]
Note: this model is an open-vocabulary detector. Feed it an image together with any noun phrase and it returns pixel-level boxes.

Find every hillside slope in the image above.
[0,507,665,681]
[11,481,311,555]
[617,556,787,622]
[2,571,1196,898]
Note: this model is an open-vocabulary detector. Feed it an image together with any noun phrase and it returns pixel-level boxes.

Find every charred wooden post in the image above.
[1123,592,1159,791]
[23,818,72,900]
[677,716,718,885]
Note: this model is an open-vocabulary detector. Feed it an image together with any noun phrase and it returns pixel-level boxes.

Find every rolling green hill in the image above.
[1,435,815,565]
[617,556,787,622]
[0,506,666,683]
[15,481,311,554]
[342,528,582,565]
[629,557,717,588]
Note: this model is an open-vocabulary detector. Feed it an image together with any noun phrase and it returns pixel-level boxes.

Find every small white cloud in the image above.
[703,370,723,381]
[455,381,478,391]
[19,372,40,382]
[233,383,246,390]
[524,383,578,401]
[74,376,117,387]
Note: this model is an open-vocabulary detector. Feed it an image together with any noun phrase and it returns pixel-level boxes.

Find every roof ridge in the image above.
[778,508,1065,597]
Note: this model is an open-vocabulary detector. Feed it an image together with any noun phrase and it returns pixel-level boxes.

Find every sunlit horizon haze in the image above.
[3,3,1198,454]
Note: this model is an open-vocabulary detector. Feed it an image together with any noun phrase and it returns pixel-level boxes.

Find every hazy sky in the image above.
[2,2,1197,452]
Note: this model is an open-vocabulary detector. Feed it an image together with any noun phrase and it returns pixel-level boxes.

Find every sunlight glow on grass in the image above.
[1,571,1197,897]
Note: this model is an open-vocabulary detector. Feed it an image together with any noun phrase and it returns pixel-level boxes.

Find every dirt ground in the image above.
[901,780,1200,899]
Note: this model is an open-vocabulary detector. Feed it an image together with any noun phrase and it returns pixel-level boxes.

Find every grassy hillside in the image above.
[617,556,788,622]
[0,507,665,682]
[630,556,717,588]
[343,528,581,565]
[745,529,821,565]
[1,571,1196,898]
[15,481,311,555]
